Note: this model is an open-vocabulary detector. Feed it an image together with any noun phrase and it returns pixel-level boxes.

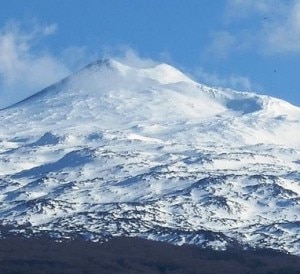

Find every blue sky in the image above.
[0,0,300,108]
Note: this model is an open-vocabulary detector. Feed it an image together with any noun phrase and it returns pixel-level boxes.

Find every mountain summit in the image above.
[0,60,299,255]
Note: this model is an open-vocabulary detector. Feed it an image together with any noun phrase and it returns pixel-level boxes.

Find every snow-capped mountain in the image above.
[0,59,299,255]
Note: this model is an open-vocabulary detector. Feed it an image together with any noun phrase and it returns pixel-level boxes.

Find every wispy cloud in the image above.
[226,0,287,19]
[206,31,237,58]
[195,67,256,91]
[0,20,70,109]
[61,46,95,70]
[264,1,300,53]
[101,46,159,68]
[207,0,300,57]
[0,19,173,109]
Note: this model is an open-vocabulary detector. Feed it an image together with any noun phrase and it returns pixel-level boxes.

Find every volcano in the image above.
[0,59,299,255]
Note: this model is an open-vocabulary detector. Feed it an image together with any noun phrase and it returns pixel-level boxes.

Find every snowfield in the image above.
[0,59,299,255]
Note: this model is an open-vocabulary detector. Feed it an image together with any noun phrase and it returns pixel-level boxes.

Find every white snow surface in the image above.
[0,59,300,254]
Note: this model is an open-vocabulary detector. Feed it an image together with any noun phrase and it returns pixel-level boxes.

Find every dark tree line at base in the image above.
[0,236,299,274]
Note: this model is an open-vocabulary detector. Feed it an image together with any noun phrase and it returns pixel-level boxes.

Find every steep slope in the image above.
[0,59,299,255]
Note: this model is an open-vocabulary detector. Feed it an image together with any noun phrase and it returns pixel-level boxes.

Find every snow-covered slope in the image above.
[0,59,299,255]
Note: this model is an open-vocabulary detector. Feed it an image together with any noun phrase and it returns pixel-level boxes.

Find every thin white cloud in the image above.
[61,46,97,70]
[226,0,286,19]
[264,1,300,53]
[206,31,237,58]
[101,46,158,68]
[208,0,300,56]
[195,67,255,91]
[116,48,158,68]
[42,24,57,35]
[0,20,172,109]
[0,21,69,109]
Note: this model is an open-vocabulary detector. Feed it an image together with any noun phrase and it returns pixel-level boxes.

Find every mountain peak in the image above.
[82,58,130,71]
[79,58,193,85]
[0,58,300,256]
[83,58,116,71]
